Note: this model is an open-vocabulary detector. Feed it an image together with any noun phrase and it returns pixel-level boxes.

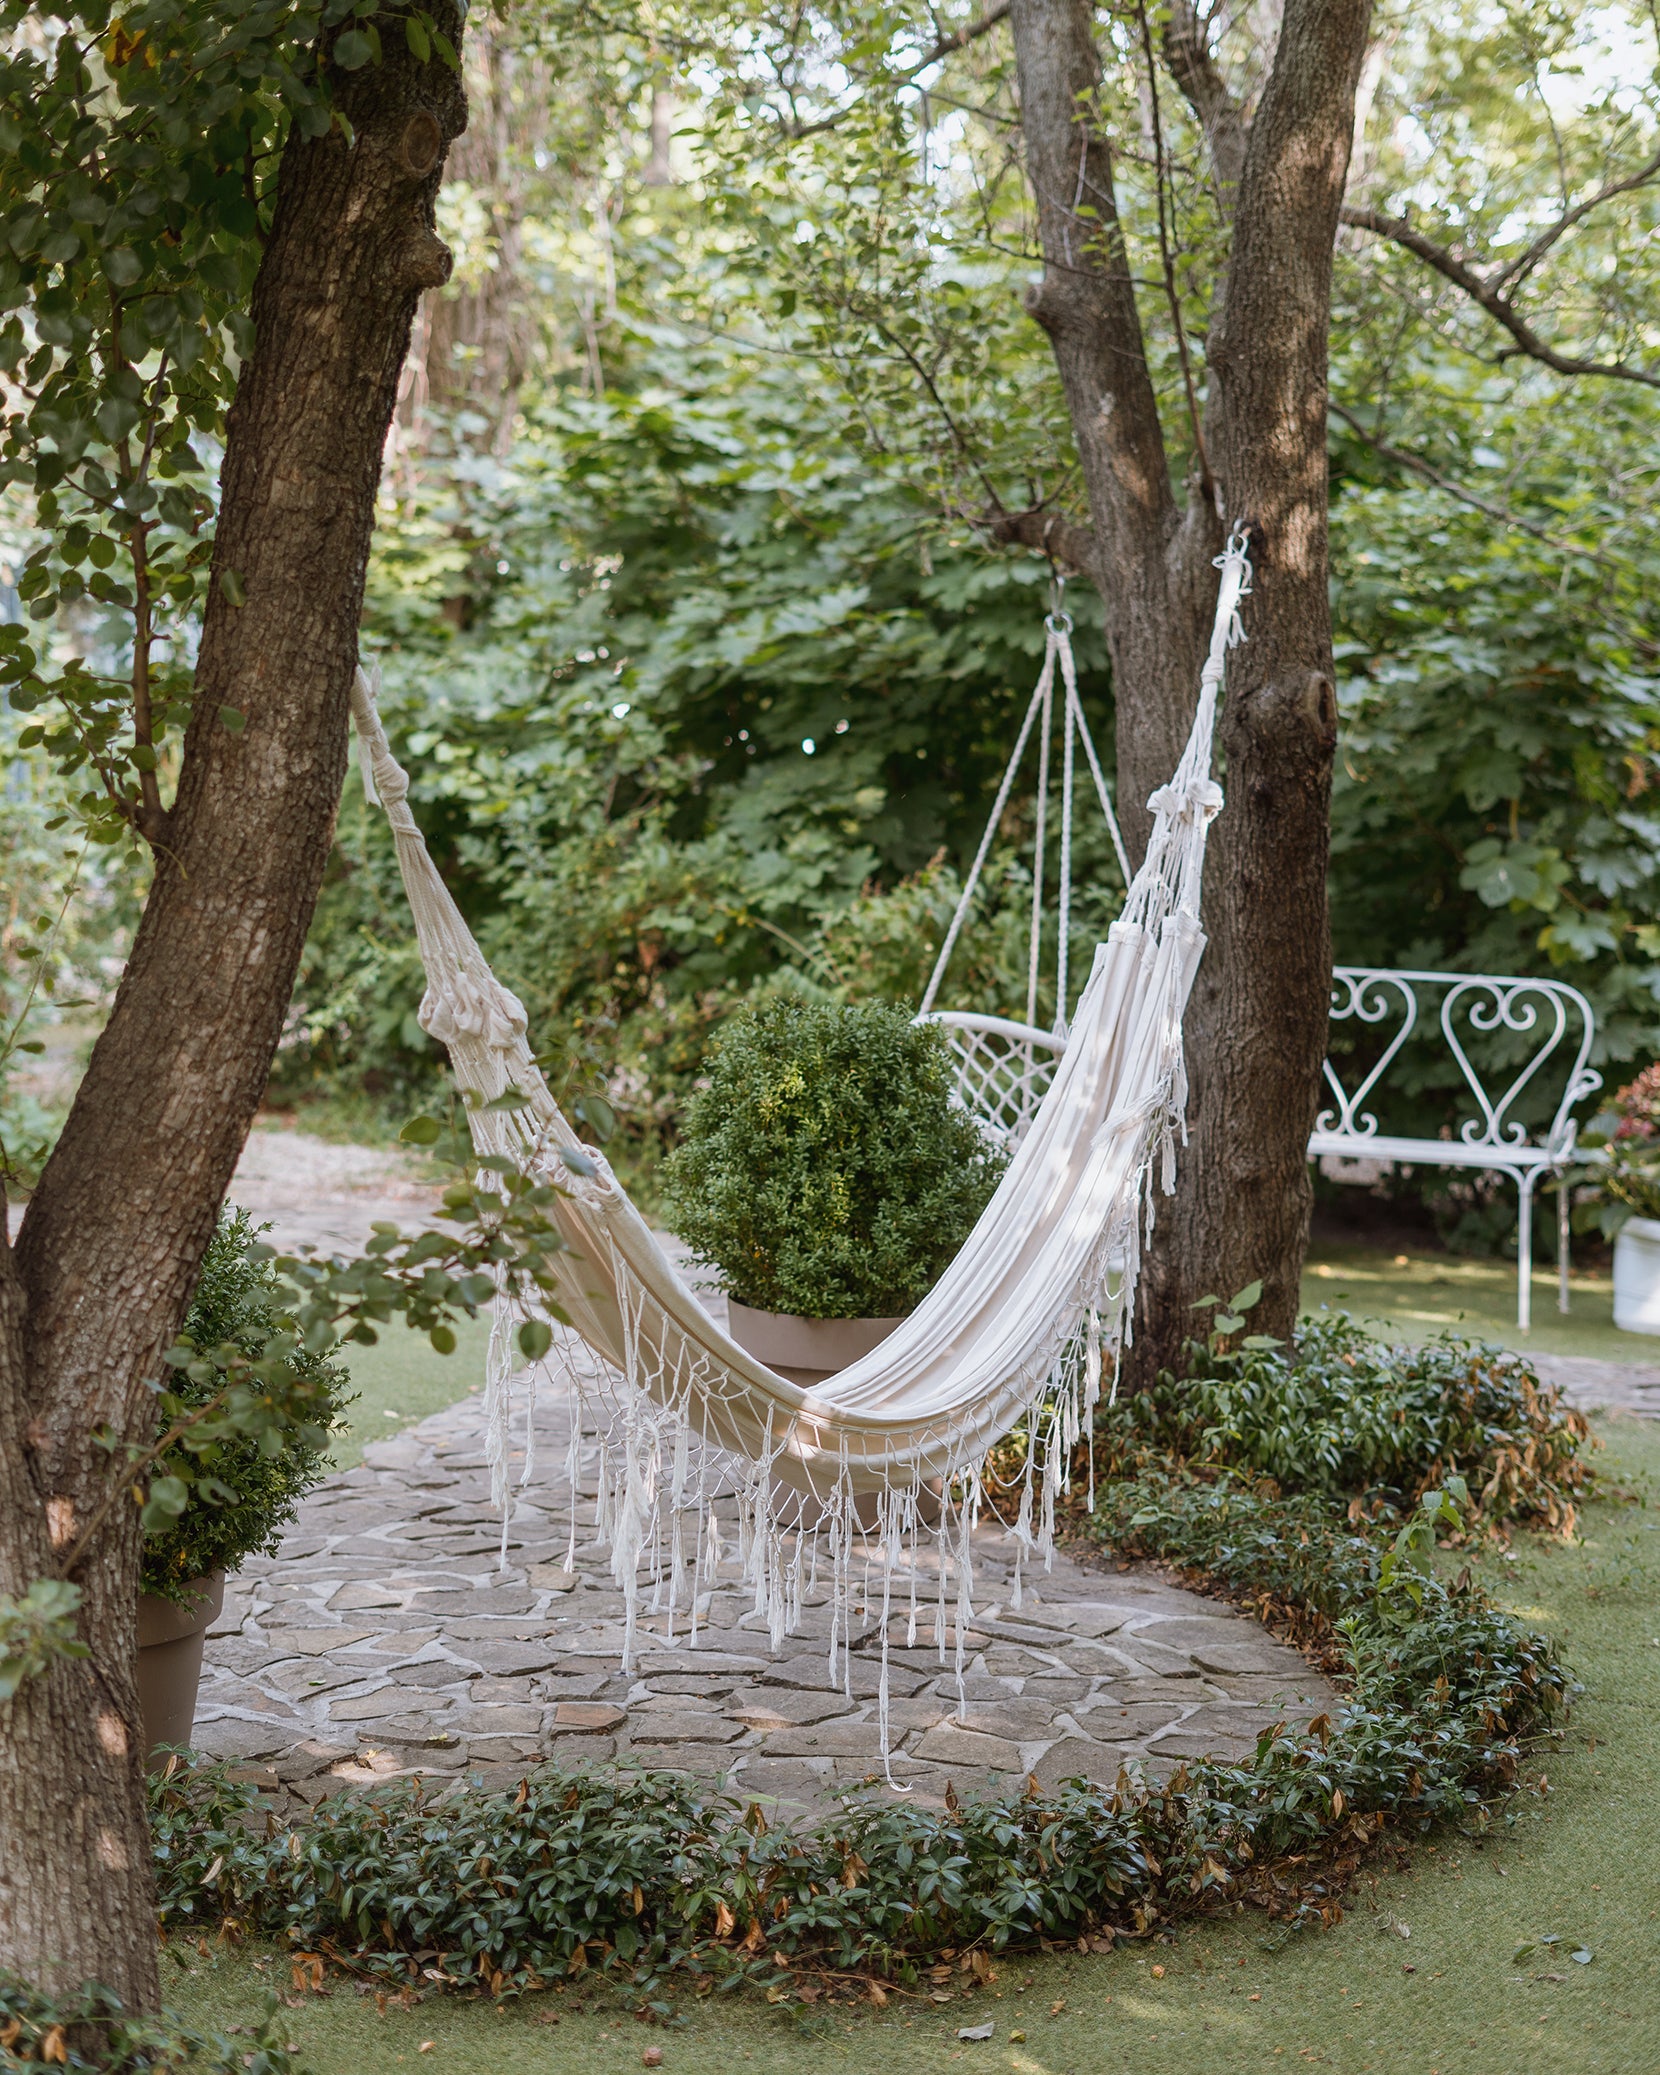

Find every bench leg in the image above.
[1517,1171,1536,1334]
[1558,1178,1571,1316]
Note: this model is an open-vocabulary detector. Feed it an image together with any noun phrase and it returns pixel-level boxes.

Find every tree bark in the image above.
[1008,0,1369,1379]
[0,15,465,2007]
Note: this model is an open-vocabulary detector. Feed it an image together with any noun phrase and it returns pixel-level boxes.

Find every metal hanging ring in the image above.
[1045,610,1074,634]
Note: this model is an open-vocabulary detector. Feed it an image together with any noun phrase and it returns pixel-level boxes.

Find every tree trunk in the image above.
[1008,0,1370,1380]
[0,17,466,2008]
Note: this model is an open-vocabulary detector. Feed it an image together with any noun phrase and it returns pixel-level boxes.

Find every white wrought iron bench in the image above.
[924,966,1602,1333]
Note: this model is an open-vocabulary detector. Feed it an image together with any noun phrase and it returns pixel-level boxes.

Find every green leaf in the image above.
[1212,1313,1245,1335]
[217,705,246,732]
[333,28,373,68]
[1188,1294,1222,1309]
[399,1115,443,1145]
[404,12,431,61]
[428,1323,456,1355]
[518,1317,553,1362]
[1228,1280,1263,1312]
[219,568,246,607]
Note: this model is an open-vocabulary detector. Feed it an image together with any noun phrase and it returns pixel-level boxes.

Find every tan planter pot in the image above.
[136,1570,224,1767]
[727,1301,904,1387]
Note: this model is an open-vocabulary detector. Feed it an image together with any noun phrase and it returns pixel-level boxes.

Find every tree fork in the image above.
[0,11,466,2008]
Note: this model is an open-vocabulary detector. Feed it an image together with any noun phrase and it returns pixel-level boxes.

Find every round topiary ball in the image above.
[660,996,1006,1319]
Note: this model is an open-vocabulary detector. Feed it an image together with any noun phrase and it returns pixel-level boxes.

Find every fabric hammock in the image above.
[349,533,1253,1719]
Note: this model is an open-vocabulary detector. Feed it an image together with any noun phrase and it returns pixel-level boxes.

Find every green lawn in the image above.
[169,1418,1660,2075]
[327,1312,494,1470]
[1302,1240,1655,1364]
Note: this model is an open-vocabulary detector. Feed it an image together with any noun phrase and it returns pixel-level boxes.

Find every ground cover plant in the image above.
[0,1977,303,2074]
[144,1321,1583,2013]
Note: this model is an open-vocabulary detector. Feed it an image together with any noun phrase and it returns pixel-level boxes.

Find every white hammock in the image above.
[349,534,1252,1720]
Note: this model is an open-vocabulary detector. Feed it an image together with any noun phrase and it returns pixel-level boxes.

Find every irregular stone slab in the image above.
[262,1628,378,1656]
[1030,1737,1130,1789]
[913,1724,1024,1772]
[552,1702,627,1733]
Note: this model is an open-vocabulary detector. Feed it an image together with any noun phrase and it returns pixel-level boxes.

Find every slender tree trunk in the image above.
[0,16,465,2007]
[1007,0,1369,1380]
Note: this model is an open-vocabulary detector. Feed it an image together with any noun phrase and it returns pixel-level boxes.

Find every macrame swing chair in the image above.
[917,570,1133,1151]
[349,531,1253,1738]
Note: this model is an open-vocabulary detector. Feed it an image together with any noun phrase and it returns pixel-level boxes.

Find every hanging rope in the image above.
[920,589,1132,1032]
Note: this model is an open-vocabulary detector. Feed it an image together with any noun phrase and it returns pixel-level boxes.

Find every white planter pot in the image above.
[726,1300,904,1386]
[1613,1216,1660,1334]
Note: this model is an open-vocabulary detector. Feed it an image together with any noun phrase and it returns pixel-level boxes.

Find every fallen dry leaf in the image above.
[1050,1998,1066,2016]
[1151,1965,1165,1979]
[1009,2031,1026,2044]
[417,2044,435,2055]
[642,2051,665,2068]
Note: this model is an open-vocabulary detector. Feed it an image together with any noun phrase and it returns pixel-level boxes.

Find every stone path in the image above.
[1531,1352,1660,1421]
[197,1382,1334,1819]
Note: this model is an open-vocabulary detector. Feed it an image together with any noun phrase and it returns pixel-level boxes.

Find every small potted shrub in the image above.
[138,1210,352,1760]
[660,998,1006,1382]
[1581,1065,1660,1333]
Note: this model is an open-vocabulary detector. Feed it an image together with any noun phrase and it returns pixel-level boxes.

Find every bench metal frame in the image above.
[924,965,1603,1333]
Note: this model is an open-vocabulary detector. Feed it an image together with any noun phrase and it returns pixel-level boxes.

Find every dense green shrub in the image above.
[0,1975,304,2074]
[659,997,1005,1317]
[140,1211,354,1605]
[1098,1315,1591,1532]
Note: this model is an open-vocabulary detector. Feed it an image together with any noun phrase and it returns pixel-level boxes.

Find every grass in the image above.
[327,1312,494,1471]
[165,1418,1660,2075]
[1301,1240,1652,1363]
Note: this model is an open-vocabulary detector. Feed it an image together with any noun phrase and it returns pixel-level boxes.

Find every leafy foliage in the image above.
[0,0,399,848]
[1573,1062,1660,1233]
[659,997,1004,1316]
[0,1579,88,1704]
[1100,1315,1592,1534]
[140,1210,354,1605]
[0,1974,305,2074]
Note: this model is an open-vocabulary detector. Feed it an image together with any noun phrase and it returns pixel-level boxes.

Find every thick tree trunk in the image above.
[0,17,465,2007]
[1008,0,1369,1381]
[1143,0,1368,1372]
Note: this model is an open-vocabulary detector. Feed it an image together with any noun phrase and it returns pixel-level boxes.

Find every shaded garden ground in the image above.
[163,1417,1660,2075]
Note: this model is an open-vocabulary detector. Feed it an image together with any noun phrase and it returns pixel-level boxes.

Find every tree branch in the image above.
[785,4,1012,139]
[981,505,1098,571]
[1340,203,1660,388]
[1161,0,1246,214]
[1496,143,1660,290]
[1329,400,1618,568]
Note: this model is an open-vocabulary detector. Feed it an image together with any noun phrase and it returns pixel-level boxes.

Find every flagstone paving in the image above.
[195,1379,1336,1821]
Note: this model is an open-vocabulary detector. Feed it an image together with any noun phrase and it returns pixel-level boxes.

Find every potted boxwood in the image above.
[1576,1064,1660,1334]
[138,1209,352,1760]
[660,998,1006,1383]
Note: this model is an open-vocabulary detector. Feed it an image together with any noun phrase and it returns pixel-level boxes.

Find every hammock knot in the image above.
[1146,776,1223,823]
[419,966,529,1052]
